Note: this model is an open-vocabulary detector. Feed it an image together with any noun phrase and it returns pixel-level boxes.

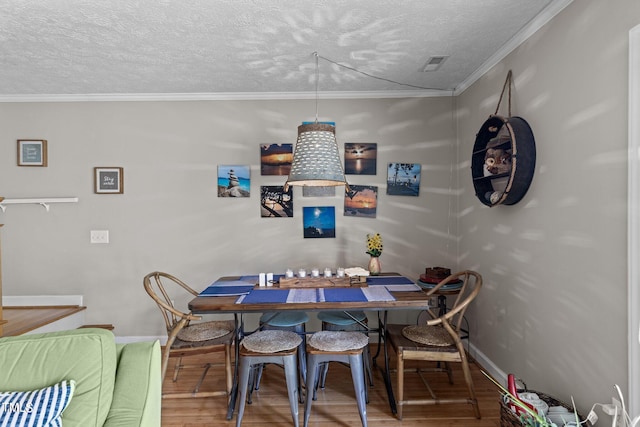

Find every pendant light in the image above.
[284,52,349,192]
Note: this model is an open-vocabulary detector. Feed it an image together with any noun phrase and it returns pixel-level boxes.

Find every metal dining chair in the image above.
[236,329,302,427]
[304,330,370,427]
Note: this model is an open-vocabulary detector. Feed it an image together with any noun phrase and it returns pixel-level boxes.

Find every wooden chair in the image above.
[385,270,482,420]
[143,271,234,399]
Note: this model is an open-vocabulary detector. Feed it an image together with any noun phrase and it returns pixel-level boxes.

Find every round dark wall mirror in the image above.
[471,115,536,207]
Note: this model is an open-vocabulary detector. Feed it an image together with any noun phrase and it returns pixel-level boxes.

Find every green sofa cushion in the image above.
[0,328,116,427]
[104,341,161,427]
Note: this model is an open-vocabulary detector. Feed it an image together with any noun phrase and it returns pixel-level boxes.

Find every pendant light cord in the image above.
[315,52,447,91]
[314,52,320,123]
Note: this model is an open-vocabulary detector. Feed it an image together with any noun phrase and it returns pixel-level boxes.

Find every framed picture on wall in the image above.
[260,185,293,217]
[387,163,421,196]
[303,206,336,238]
[260,144,293,175]
[94,167,124,194]
[17,139,48,167]
[345,143,377,175]
[218,165,251,197]
[344,185,378,218]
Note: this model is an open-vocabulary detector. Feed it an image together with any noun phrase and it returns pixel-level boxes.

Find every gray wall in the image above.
[458,0,639,415]
[0,96,456,334]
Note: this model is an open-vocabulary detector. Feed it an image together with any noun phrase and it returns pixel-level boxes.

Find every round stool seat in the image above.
[177,320,234,342]
[308,331,369,352]
[260,311,309,327]
[241,330,302,353]
[318,311,366,326]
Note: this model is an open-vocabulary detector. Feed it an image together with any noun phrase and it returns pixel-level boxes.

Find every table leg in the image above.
[225,313,242,420]
[377,310,397,415]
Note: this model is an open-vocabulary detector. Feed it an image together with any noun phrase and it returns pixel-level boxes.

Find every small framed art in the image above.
[344,185,378,218]
[345,143,377,175]
[303,206,336,238]
[94,167,124,194]
[17,139,47,166]
[260,185,293,217]
[260,144,293,175]
[218,165,250,197]
[387,163,421,196]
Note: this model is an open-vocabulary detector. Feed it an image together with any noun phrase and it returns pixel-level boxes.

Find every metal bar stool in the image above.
[316,311,374,393]
[236,330,302,427]
[255,311,309,395]
[304,330,369,427]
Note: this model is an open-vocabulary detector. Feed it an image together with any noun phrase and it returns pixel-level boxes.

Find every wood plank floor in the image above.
[161,345,502,426]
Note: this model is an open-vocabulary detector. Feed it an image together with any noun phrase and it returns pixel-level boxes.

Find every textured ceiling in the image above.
[0,0,569,99]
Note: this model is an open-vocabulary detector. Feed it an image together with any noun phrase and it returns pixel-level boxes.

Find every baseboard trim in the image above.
[469,341,507,386]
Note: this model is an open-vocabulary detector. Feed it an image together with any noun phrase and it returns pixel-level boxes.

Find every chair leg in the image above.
[445,361,454,384]
[236,357,252,427]
[283,355,300,427]
[297,328,307,385]
[349,354,368,427]
[319,362,329,389]
[303,354,317,427]
[225,344,233,397]
[173,356,183,382]
[460,356,481,419]
[254,364,265,390]
[363,345,374,388]
[193,363,212,394]
[396,351,404,420]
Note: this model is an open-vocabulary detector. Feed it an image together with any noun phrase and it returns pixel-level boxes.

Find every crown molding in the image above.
[454,0,575,95]
[0,89,452,103]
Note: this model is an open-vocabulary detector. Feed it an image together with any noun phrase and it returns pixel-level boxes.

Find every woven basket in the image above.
[499,390,593,427]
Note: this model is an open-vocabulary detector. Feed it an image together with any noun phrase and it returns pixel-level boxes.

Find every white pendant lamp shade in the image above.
[284,122,349,190]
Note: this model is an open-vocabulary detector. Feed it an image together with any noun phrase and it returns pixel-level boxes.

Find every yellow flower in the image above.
[366,233,383,257]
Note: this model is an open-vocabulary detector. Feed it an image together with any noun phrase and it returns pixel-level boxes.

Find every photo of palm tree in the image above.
[387,163,421,196]
[260,186,293,218]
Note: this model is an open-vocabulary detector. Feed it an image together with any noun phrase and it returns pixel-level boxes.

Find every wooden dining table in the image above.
[188,272,433,419]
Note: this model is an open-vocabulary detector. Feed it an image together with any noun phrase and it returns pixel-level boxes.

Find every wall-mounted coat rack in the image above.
[0,197,79,212]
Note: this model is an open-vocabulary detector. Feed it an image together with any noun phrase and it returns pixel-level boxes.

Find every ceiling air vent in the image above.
[421,55,449,72]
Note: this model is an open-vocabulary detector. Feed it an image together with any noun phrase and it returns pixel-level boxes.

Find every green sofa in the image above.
[0,328,161,426]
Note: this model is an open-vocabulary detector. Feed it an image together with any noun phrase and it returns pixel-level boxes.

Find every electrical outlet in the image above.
[90,230,109,244]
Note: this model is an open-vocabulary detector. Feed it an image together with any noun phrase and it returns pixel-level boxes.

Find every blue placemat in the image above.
[366,276,415,286]
[241,289,290,304]
[321,288,367,302]
[200,284,255,296]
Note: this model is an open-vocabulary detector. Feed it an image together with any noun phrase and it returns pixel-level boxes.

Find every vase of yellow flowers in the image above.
[366,233,383,275]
